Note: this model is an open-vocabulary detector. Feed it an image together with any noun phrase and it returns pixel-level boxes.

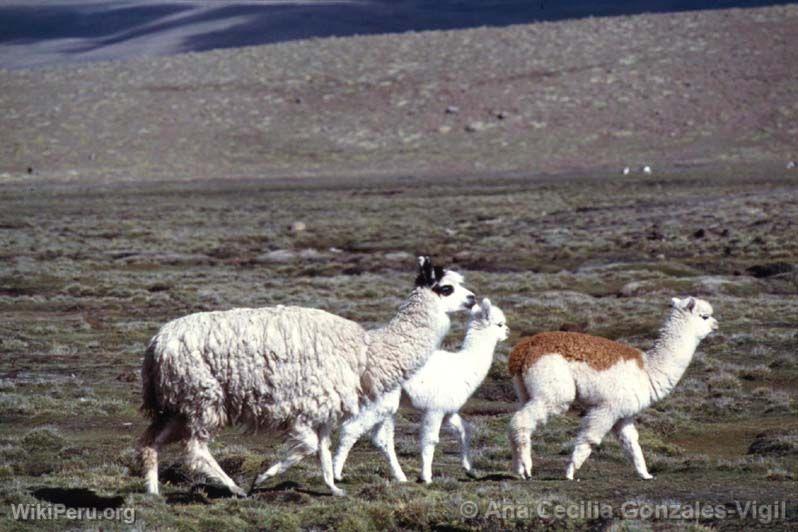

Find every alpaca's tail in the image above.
[511,374,530,404]
[140,343,161,419]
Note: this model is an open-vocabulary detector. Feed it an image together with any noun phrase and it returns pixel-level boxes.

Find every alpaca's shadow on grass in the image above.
[464,472,569,483]
[32,487,124,509]
[165,491,213,505]
[251,480,332,499]
[462,472,517,482]
[163,483,250,504]
[163,484,238,505]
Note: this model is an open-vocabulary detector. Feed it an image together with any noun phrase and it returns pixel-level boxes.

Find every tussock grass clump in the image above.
[748,429,798,456]
[22,426,66,452]
[765,466,795,481]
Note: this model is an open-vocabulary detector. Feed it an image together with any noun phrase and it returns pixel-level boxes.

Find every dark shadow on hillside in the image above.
[0,0,795,68]
[180,0,798,54]
[0,3,191,43]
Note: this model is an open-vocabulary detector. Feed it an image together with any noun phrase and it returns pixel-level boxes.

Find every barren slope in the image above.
[0,4,796,183]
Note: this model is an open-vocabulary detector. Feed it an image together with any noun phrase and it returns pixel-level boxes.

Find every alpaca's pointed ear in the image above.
[433,265,445,283]
[671,297,696,311]
[481,298,492,319]
[416,256,434,287]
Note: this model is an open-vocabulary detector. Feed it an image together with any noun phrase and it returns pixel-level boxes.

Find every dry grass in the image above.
[0,168,796,530]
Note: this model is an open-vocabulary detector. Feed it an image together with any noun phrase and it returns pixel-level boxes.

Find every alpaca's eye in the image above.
[437,285,454,296]
[701,315,710,320]
[497,322,505,327]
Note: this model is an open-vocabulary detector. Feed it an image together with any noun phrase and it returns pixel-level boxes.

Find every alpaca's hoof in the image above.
[334,475,343,482]
[394,474,408,483]
[465,469,479,479]
[565,465,576,481]
[331,486,347,497]
[417,476,432,485]
[641,473,655,480]
[229,485,248,498]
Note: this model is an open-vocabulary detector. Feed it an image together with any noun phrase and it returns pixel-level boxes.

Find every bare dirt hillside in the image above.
[1,4,796,182]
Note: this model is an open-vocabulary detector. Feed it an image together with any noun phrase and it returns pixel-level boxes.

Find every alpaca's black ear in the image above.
[415,256,434,287]
[433,265,445,283]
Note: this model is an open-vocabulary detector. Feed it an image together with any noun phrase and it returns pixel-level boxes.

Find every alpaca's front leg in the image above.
[613,418,654,480]
[419,411,444,483]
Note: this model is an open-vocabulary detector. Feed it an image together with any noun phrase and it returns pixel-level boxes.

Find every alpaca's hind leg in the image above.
[511,374,530,404]
[445,413,473,474]
[318,424,346,496]
[566,408,616,480]
[612,418,653,480]
[185,439,247,497]
[138,423,161,495]
[419,410,445,483]
[371,416,407,482]
[252,423,318,490]
[138,417,188,495]
[138,417,187,495]
[508,399,549,479]
[513,356,576,479]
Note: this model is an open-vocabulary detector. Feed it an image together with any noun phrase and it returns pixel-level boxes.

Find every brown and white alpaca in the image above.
[508,297,718,480]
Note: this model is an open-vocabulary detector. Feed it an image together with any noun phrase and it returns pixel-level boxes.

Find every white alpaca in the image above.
[137,257,476,497]
[508,297,717,480]
[333,298,509,483]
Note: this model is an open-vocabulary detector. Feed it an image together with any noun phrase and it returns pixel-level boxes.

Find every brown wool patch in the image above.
[508,331,644,374]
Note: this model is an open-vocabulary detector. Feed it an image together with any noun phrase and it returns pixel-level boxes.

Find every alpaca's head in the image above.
[415,256,476,314]
[470,298,510,342]
[670,296,718,340]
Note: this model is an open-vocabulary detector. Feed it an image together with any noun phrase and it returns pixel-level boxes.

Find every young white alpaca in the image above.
[508,297,718,480]
[333,298,509,483]
[137,257,476,497]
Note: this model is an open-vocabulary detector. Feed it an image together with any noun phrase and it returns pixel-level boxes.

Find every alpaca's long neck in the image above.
[362,289,450,398]
[457,324,499,388]
[644,313,699,402]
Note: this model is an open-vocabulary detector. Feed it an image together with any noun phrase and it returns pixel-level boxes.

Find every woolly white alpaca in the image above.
[508,297,717,480]
[137,257,476,497]
[333,298,509,483]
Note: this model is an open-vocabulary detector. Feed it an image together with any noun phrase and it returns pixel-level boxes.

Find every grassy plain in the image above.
[0,167,796,530]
